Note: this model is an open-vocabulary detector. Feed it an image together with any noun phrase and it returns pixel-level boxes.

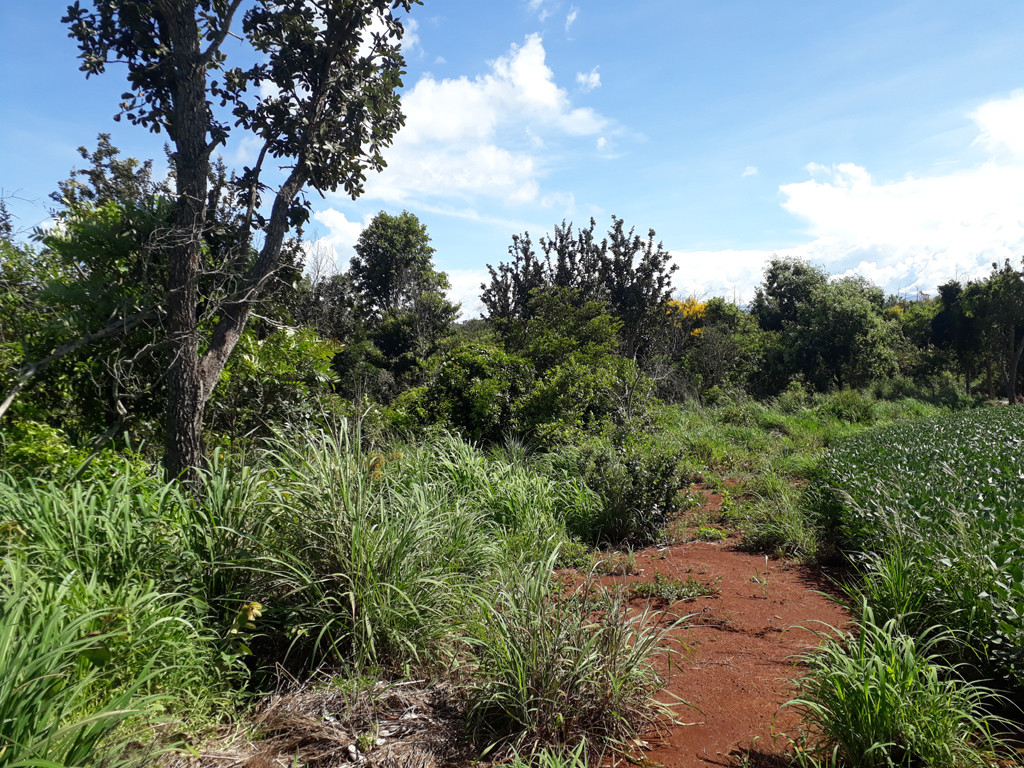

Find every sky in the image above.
[3,1,1024,316]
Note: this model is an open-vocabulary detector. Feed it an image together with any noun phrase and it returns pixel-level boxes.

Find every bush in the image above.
[545,430,681,545]
[815,388,877,424]
[397,344,534,442]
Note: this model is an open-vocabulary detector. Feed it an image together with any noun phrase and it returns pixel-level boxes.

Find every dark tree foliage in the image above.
[973,260,1024,403]
[58,0,418,479]
[931,281,982,394]
[481,217,677,362]
[750,257,829,333]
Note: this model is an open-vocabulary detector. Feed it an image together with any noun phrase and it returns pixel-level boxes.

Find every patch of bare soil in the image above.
[618,537,849,768]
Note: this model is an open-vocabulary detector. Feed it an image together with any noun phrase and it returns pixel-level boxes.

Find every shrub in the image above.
[815,388,877,424]
[546,431,682,545]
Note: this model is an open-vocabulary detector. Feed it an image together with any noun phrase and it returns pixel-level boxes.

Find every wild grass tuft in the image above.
[787,607,1010,768]
[465,552,679,761]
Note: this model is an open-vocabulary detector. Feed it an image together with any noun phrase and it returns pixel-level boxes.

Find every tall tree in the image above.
[348,210,458,395]
[970,260,1024,403]
[750,257,829,333]
[481,217,677,362]
[60,0,418,480]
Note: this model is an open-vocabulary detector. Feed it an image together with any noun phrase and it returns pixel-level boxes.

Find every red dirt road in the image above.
[604,539,850,768]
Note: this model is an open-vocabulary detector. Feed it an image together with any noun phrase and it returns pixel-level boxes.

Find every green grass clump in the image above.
[0,564,174,768]
[465,555,677,761]
[787,609,1009,768]
[630,574,718,602]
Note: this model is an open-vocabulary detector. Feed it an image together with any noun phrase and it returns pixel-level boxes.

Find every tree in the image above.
[343,211,458,397]
[966,260,1024,402]
[60,0,418,480]
[931,281,981,394]
[350,211,448,319]
[481,217,677,363]
[786,277,898,390]
[751,257,829,332]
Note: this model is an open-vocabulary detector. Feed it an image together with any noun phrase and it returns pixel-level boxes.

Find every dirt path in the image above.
[609,537,849,768]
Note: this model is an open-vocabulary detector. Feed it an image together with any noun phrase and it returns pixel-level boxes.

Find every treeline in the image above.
[2,138,1024,466]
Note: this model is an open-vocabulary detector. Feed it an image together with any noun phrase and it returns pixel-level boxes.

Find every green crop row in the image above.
[815,406,1024,686]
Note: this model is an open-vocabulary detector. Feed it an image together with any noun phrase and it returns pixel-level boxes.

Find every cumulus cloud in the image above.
[971,89,1024,157]
[576,66,600,92]
[669,248,777,305]
[306,208,367,274]
[741,165,758,178]
[364,34,609,206]
[445,268,491,318]
[675,91,1024,303]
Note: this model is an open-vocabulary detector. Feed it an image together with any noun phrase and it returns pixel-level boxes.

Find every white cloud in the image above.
[669,248,777,305]
[672,91,1024,303]
[445,268,490,318]
[565,8,578,34]
[971,89,1024,157]
[364,34,610,205]
[308,208,368,273]
[527,0,552,22]
[576,66,600,92]
[741,165,758,178]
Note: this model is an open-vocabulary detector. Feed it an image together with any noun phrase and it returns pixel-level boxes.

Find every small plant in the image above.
[508,740,590,768]
[692,525,727,542]
[593,550,637,576]
[630,574,719,603]
[750,557,770,599]
[677,486,705,512]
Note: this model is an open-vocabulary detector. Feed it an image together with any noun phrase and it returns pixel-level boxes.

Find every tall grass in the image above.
[465,553,680,761]
[0,564,169,768]
[787,608,1009,768]
[0,421,685,763]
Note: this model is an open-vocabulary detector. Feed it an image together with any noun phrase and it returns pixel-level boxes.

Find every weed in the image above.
[751,557,770,599]
[693,525,728,542]
[593,550,638,576]
[630,574,719,602]
[466,554,680,760]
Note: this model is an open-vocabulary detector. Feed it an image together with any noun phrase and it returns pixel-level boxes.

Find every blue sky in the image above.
[3,1,1024,314]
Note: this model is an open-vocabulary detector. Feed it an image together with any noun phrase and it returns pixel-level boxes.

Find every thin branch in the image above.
[0,309,157,421]
[200,0,246,65]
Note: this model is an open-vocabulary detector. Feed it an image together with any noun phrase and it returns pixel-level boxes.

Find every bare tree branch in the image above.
[0,309,157,421]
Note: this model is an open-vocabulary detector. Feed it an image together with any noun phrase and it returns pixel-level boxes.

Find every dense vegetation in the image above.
[2,2,1023,766]
[815,407,1024,686]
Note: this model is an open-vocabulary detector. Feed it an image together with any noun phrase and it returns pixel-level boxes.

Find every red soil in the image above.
[585,483,851,768]
[622,538,849,767]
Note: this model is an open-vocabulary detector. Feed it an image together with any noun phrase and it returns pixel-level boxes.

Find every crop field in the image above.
[816,405,1024,686]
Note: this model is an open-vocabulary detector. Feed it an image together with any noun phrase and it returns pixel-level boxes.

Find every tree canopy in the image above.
[53,0,419,479]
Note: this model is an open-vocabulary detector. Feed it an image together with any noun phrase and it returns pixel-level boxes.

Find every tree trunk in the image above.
[1009,331,1024,404]
[160,4,211,483]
